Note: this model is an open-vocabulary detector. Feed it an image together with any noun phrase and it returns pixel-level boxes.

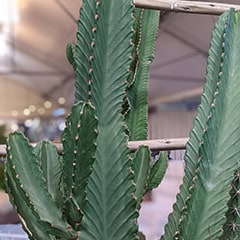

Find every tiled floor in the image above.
[0,160,184,240]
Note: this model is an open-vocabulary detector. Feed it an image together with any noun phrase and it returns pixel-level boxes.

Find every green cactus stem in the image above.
[162,9,240,240]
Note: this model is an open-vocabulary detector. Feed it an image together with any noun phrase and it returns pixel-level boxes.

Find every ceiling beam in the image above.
[149,86,203,107]
[163,28,208,57]
[150,74,204,83]
[0,71,64,76]
[54,0,78,23]
[151,51,199,70]
[8,39,67,73]
[42,74,75,99]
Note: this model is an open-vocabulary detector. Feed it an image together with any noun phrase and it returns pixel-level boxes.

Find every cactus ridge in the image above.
[5,132,77,239]
[132,146,152,210]
[75,0,140,239]
[5,1,167,239]
[174,13,229,240]
[220,164,240,239]
[125,9,160,141]
[162,10,240,240]
[74,0,99,102]
[161,11,228,240]
[33,141,63,208]
[146,152,168,192]
[61,101,98,231]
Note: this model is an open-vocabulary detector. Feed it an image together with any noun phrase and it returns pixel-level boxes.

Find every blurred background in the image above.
[0,0,238,239]
[0,0,238,139]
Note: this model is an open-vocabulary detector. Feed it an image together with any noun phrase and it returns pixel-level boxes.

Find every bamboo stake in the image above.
[128,138,188,151]
[0,138,188,159]
[133,0,240,15]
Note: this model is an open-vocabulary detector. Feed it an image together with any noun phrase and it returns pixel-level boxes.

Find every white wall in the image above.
[149,110,197,160]
[149,110,197,139]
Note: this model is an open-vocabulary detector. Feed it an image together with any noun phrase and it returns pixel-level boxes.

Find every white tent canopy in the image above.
[0,0,238,119]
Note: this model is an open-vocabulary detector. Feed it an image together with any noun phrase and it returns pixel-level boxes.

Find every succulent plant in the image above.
[5,0,240,239]
[161,9,240,240]
[5,0,166,239]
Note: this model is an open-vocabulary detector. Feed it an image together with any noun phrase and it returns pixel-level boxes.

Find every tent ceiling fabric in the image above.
[0,0,238,118]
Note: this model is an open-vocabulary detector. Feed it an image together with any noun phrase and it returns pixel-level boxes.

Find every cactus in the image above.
[161,9,240,240]
[5,0,165,239]
[5,133,77,239]
[160,11,229,240]
[6,1,240,240]
[220,164,240,240]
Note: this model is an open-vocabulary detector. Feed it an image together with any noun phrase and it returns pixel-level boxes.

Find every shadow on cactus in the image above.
[5,0,240,239]
[5,0,167,239]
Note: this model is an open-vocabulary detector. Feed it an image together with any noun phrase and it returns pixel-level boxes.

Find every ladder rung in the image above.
[134,0,240,15]
[0,137,188,158]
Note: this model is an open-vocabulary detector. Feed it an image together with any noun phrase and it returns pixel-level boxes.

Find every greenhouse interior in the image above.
[0,0,240,239]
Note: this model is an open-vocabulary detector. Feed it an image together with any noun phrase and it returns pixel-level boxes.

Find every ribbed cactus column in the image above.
[5,0,166,239]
